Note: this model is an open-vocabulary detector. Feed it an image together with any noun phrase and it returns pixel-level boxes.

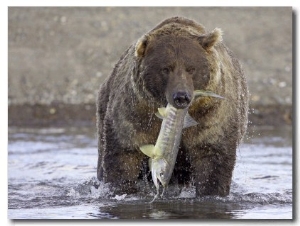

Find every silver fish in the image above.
[140,90,224,202]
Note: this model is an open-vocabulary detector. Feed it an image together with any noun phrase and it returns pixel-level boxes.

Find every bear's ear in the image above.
[135,35,149,58]
[198,28,223,50]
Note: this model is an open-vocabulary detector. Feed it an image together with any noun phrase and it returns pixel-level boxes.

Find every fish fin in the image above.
[183,113,198,129]
[158,107,168,117]
[139,144,155,158]
[194,90,224,99]
[155,107,167,120]
[155,112,164,120]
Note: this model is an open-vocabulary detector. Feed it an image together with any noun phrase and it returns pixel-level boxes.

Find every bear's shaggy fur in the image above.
[96,17,248,196]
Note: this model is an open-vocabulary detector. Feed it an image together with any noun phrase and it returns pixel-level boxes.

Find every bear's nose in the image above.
[173,91,192,109]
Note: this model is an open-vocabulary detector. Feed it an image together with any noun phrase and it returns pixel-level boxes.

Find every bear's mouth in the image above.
[174,98,190,109]
[171,91,192,109]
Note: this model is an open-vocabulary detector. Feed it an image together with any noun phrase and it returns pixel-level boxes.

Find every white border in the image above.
[3,1,298,226]
[4,0,298,7]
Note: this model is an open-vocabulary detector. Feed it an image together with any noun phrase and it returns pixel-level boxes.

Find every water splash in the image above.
[8,126,292,219]
[68,177,113,199]
[177,186,196,199]
[112,194,127,201]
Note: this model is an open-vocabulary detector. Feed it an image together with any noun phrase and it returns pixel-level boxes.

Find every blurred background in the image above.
[8,7,292,127]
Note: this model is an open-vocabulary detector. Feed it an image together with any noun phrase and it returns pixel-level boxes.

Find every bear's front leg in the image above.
[190,146,236,197]
[102,147,144,194]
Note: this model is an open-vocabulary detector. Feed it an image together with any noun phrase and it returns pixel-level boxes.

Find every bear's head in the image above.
[133,18,223,109]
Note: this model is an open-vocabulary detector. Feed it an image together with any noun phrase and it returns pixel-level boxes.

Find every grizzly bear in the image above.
[96,16,248,197]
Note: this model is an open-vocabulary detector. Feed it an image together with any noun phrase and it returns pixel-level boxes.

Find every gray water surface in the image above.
[8,125,293,219]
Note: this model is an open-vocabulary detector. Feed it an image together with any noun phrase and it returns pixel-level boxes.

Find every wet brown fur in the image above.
[97,17,248,196]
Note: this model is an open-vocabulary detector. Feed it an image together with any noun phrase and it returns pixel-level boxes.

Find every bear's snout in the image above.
[172,91,192,109]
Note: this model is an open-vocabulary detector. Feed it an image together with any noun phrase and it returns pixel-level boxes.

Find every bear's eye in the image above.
[162,67,170,75]
[186,67,196,74]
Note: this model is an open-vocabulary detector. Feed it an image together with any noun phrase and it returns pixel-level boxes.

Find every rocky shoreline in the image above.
[8,7,292,128]
[8,103,292,127]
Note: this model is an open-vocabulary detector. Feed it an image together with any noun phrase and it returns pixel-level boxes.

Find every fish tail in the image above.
[161,187,166,198]
[149,193,159,203]
[149,187,160,203]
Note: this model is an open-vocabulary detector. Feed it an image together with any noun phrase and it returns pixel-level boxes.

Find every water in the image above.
[8,125,293,219]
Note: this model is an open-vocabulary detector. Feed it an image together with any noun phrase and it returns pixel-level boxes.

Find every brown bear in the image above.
[96,16,248,197]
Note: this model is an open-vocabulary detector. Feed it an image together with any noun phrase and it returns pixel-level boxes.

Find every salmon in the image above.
[140,90,224,202]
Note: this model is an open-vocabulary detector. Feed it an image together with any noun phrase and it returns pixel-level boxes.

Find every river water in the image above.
[8,125,293,220]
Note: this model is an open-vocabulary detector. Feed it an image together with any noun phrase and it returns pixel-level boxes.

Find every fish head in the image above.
[194,90,224,99]
[152,158,172,188]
